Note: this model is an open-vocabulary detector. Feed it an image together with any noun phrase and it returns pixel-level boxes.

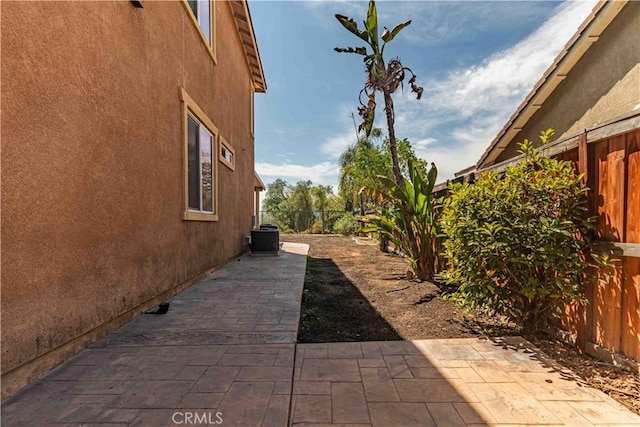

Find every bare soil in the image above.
[281,234,640,415]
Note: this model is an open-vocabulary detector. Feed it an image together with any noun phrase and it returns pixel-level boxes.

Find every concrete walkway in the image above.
[2,243,639,426]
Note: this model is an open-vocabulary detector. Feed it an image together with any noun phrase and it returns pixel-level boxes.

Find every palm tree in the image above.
[311,185,331,234]
[335,0,423,186]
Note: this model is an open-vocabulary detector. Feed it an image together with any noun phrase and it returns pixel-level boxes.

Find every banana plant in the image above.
[335,0,423,187]
[362,160,441,280]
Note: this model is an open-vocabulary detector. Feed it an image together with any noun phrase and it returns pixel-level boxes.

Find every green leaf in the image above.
[381,20,411,43]
[366,0,378,51]
[335,14,369,43]
[425,162,437,195]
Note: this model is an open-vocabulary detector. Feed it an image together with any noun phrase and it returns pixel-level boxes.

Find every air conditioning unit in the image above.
[251,228,279,255]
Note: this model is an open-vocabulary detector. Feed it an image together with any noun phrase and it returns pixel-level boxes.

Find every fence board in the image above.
[556,148,579,164]
[592,136,626,352]
[599,135,626,241]
[594,262,623,350]
[621,257,640,360]
[552,131,640,360]
[594,140,609,240]
[560,299,586,349]
[578,133,588,183]
[626,131,640,243]
[618,131,640,360]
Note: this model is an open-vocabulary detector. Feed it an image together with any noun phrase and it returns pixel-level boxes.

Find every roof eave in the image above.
[476,0,627,170]
[230,0,267,93]
[254,171,266,190]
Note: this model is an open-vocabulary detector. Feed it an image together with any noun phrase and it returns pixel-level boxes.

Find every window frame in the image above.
[219,136,235,171]
[180,88,219,222]
[250,87,255,137]
[181,0,216,63]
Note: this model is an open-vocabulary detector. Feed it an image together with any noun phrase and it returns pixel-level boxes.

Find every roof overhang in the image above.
[476,0,627,170]
[254,171,265,191]
[229,1,266,93]
[436,109,640,195]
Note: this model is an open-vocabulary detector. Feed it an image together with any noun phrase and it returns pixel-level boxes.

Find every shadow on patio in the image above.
[298,256,403,343]
[291,336,640,426]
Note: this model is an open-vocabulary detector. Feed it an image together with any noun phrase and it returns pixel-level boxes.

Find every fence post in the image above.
[577,130,590,352]
[578,130,588,184]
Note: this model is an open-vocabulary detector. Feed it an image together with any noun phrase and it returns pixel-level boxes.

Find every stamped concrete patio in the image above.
[2,242,639,426]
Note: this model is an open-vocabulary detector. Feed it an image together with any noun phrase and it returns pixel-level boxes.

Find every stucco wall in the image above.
[1,1,256,391]
[495,1,640,163]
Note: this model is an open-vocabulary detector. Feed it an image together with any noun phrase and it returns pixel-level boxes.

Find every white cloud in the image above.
[414,142,480,184]
[427,1,596,120]
[414,138,436,149]
[408,116,501,182]
[320,104,362,158]
[321,130,358,158]
[387,0,598,183]
[256,161,340,188]
[396,3,564,47]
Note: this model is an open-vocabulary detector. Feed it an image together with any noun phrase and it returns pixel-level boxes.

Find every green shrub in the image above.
[440,130,610,331]
[311,220,324,234]
[333,213,360,236]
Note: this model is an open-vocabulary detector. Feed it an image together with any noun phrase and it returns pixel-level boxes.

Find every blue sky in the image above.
[250,0,598,190]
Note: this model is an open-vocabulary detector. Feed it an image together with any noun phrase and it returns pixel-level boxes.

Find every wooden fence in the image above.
[557,127,639,363]
[434,116,640,363]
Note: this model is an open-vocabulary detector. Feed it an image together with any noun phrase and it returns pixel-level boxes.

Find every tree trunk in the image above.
[383,88,426,277]
[383,89,403,186]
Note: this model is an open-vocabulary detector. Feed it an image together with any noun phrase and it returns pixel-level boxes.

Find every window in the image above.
[187,0,211,44]
[180,88,218,221]
[182,0,216,61]
[188,114,214,212]
[219,137,235,171]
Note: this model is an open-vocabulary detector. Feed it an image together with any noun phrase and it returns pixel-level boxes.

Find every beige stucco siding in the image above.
[495,1,640,163]
[1,1,257,393]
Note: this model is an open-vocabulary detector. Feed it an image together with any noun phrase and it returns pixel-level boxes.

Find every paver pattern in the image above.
[2,242,639,426]
[1,244,308,427]
[292,338,640,426]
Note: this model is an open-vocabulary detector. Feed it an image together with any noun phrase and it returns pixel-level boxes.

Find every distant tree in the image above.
[263,178,289,212]
[263,180,346,233]
[339,129,385,214]
[324,194,346,233]
[311,185,332,234]
[262,178,291,228]
[339,130,427,214]
[285,181,315,232]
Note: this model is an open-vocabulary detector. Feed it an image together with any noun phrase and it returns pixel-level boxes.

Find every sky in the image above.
[250,0,599,191]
